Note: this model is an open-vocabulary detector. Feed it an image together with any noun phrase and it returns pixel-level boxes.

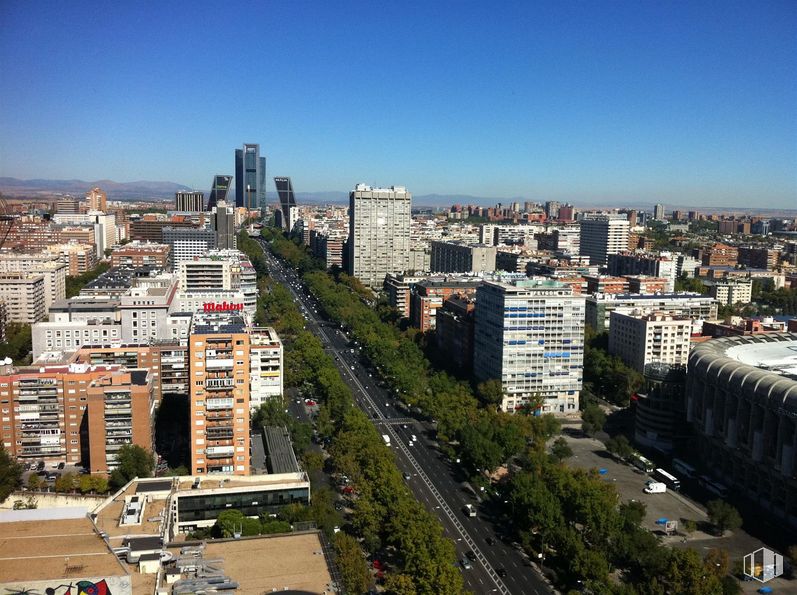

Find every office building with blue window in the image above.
[473,278,585,415]
[235,143,266,211]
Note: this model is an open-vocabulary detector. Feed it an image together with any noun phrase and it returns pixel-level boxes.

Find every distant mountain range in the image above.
[2,178,794,215]
[0,177,192,201]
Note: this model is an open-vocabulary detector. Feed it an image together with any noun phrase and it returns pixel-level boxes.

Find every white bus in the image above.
[672,458,697,480]
[654,468,681,491]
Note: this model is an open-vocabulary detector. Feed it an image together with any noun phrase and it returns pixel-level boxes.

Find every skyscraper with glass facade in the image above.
[235,143,267,211]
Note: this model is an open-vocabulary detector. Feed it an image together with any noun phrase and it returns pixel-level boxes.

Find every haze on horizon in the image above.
[0,1,795,209]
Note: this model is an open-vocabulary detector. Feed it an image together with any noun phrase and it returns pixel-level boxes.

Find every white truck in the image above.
[463,504,477,517]
[644,481,667,494]
[382,434,391,446]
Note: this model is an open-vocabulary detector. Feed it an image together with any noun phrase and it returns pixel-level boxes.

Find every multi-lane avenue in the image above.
[257,238,553,595]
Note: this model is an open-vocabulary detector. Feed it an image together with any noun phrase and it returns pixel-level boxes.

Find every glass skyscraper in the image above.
[207,175,233,211]
[274,176,297,231]
[235,143,267,211]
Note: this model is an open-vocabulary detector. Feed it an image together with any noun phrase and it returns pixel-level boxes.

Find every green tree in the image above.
[0,323,32,364]
[706,500,742,535]
[110,444,154,489]
[675,275,706,293]
[581,404,606,437]
[619,499,647,527]
[549,437,573,463]
[260,519,292,534]
[663,548,723,595]
[476,379,504,406]
[334,532,370,595]
[384,574,418,595]
[606,435,634,460]
[91,475,109,494]
[0,444,23,503]
[212,509,260,537]
[79,474,94,494]
[54,472,76,493]
[27,473,42,491]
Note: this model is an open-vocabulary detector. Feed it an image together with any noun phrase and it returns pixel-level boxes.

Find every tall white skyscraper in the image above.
[347,184,411,287]
[473,278,585,415]
[579,213,630,267]
[654,203,665,220]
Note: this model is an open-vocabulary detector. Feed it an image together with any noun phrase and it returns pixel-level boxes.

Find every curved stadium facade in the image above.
[687,333,797,528]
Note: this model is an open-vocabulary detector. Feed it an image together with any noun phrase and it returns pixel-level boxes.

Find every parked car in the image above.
[460,558,472,570]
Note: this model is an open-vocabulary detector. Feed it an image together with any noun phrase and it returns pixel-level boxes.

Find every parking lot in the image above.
[562,433,796,593]
[18,460,88,489]
[562,434,709,534]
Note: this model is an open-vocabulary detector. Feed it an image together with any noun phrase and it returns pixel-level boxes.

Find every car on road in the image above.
[486,537,496,545]
[495,567,507,577]
[465,550,476,561]
[460,558,472,570]
[403,472,411,480]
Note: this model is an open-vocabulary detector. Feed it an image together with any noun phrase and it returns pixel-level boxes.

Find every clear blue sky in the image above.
[1,1,795,208]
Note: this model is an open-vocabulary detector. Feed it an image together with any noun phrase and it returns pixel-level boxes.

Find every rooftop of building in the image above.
[164,532,333,594]
[191,311,247,334]
[50,296,121,310]
[94,480,170,540]
[175,472,309,493]
[263,426,301,474]
[724,337,797,377]
[589,291,712,301]
[0,513,128,584]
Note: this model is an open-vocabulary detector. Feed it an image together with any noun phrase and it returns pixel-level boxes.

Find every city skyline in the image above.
[0,2,795,208]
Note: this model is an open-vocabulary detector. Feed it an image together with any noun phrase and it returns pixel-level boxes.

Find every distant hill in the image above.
[0,177,192,200]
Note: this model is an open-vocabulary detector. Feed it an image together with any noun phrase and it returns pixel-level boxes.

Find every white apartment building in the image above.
[579,213,630,266]
[347,184,411,287]
[552,224,581,255]
[162,226,216,267]
[52,211,116,258]
[705,278,753,305]
[32,320,123,359]
[0,273,47,323]
[473,279,585,415]
[249,327,283,410]
[0,255,67,309]
[119,280,178,343]
[608,311,692,373]
[479,224,541,247]
[586,292,718,331]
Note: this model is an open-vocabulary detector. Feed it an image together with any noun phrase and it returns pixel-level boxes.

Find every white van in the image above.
[644,481,667,494]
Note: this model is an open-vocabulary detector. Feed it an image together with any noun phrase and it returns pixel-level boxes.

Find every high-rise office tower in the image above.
[212,199,237,250]
[654,203,665,221]
[86,187,107,212]
[274,177,298,232]
[207,175,233,211]
[175,191,205,212]
[579,213,630,266]
[347,184,411,287]
[235,143,267,211]
[473,278,585,415]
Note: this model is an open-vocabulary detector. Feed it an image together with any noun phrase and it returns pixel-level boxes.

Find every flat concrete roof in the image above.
[168,532,333,595]
[0,517,127,583]
[726,340,797,377]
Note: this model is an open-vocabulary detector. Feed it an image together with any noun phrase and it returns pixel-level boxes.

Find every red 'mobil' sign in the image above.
[203,302,244,312]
